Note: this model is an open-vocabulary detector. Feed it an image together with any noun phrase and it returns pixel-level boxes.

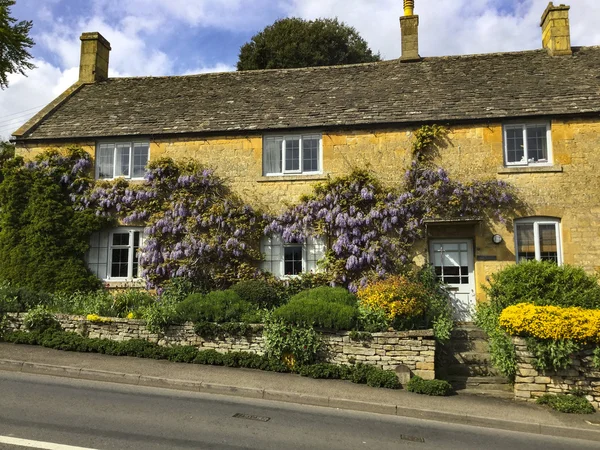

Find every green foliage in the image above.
[348,331,372,342]
[477,261,600,381]
[139,300,179,333]
[416,266,454,343]
[406,376,453,396]
[231,279,281,309]
[179,290,257,324]
[237,17,380,71]
[50,290,113,316]
[526,338,581,372]
[23,305,60,332]
[1,328,399,389]
[484,261,600,312]
[193,320,257,339]
[593,347,600,370]
[357,305,389,332]
[536,393,595,414]
[263,315,322,366]
[0,148,110,293]
[474,302,517,381]
[273,287,358,330]
[0,0,35,89]
[0,283,52,314]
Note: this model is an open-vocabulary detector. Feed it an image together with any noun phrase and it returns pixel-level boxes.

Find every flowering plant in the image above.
[357,275,427,321]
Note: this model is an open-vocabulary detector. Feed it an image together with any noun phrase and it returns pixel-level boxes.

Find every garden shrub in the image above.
[499,303,600,342]
[231,279,280,309]
[50,290,114,316]
[23,305,60,332]
[263,315,322,367]
[273,289,358,330]
[406,376,453,396]
[178,290,257,324]
[416,265,454,343]
[357,276,427,331]
[0,284,53,314]
[526,338,582,372]
[139,300,180,333]
[485,261,600,312]
[594,347,600,370]
[111,290,156,318]
[0,148,110,293]
[536,393,595,414]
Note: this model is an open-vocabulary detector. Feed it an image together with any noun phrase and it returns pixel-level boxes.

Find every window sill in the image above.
[257,174,329,183]
[103,280,145,289]
[497,165,563,174]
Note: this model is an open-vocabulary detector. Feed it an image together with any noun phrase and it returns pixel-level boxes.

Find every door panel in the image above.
[430,240,475,322]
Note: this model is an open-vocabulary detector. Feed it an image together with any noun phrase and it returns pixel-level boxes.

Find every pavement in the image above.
[1,342,599,443]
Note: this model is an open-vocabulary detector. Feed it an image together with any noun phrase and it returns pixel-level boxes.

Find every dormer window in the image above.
[503,124,551,166]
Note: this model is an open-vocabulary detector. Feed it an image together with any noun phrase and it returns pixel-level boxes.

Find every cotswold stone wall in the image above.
[512,337,600,410]
[5,314,436,380]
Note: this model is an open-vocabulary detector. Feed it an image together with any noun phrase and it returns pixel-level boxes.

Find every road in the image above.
[0,371,597,450]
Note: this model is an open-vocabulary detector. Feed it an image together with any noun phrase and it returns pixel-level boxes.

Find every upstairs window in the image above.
[86,227,144,281]
[261,235,325,277]
[504,124,551,166]
[515,218,561,264]
[263,134,321,176]
[96,142,149,179]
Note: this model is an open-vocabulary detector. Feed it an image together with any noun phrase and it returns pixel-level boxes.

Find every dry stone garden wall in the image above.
[512,337,600,410]
[5,313,436,380]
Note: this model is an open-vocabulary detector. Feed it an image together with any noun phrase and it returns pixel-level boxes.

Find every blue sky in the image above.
[2,0,600,140]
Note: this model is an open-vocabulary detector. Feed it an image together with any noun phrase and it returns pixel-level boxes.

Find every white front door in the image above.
[429,239,475,322]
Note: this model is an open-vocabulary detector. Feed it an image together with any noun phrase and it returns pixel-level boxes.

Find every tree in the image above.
[237,17,380,71]
[0,0,34,89]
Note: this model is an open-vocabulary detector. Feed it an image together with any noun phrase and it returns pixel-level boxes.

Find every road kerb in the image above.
[139,375,202,392]
[328,397,397,415]
[79,368,140,385]
[264,390,329,407]
[0,359,24,372]
[22,362,81,378]
[202,383,265,400]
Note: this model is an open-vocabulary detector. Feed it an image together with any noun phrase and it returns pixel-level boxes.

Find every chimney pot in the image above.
[79,32,111,83]
[540,2,572,56]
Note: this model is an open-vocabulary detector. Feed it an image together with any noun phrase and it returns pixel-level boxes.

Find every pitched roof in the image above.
[14,46,600,141]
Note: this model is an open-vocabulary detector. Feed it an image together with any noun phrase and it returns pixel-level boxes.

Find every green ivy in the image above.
[526,338,581,372]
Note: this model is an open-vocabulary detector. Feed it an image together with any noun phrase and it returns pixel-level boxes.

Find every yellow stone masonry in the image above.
[16,118,600,300]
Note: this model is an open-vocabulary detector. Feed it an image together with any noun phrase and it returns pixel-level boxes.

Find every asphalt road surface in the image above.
[0,371,597,450]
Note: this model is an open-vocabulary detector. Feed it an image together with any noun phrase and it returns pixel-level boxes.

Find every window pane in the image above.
[516,223,535,262]
[303,138,319,172]
[263,138,282,175]
[506,127,524,164]
[284,246,303,275]
[111,248,129,277]
[132,144,149,178]
[285,139,300,171]
[133,231,141,277]
[112,232,129,246]
[97,144,114,179]
[538,224,558,263]
[115,144,131,177]
[526,126,548,163]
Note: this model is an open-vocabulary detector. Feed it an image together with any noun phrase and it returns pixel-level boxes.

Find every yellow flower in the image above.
[357,276,427,321]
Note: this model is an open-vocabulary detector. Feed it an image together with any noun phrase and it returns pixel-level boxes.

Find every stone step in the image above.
[448,375,511,389]
[451,327,488,340]
[449,351,491,365]
[446,363,500,377]
[441,338,491,354]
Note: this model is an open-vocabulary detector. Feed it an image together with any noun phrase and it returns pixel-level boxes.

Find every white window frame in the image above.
[96,141,150,180]
[503,122,552,167]
[514,217,562,265]
[108,227,144,281]
[263,134,322,176]
[261,235,325,278]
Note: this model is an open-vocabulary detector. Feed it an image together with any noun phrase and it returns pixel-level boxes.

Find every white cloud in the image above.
[284,0,600,59]
[182,63,236,76]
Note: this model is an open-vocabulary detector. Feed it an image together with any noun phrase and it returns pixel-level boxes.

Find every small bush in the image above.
[263,315,322,366]
[23,305,60,332]
[231,280,280,309]
[365,367,401,389]
[526,338,581,372]
[51,290,113,316]
[298,363,349,379]
[112,290,156,317]
[139,300,180,333]
[181,290,256,323]
[0,284,53,314]
[357,276,428,330]
[406,376,453,396]
[273,287,358,330]
[536,393,595,414]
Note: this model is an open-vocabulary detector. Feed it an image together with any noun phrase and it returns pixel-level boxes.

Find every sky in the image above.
[1,0,599,140]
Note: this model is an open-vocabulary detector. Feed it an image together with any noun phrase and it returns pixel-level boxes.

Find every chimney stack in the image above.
[540,3,572,56]
[79,32,111,83]
[400,0,420,62]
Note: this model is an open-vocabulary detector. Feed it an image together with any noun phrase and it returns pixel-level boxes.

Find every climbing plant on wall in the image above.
[0,148,110,292]
[79,158,265,291]
[267,125,519,290]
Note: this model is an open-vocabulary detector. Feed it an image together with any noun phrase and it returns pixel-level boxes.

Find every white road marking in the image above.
[0,435,100,450]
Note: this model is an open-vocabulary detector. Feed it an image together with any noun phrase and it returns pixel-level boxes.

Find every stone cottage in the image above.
[11,2,600,320]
